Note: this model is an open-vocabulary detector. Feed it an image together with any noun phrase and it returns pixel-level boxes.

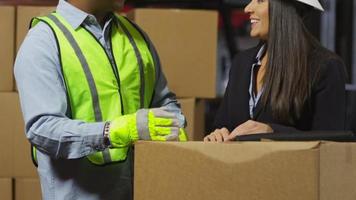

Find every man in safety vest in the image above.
[14,0,187,199]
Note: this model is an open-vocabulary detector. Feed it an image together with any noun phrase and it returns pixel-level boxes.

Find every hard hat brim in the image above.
[296,0,324,11]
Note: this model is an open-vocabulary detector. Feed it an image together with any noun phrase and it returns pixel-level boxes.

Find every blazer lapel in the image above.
[252,99,264,120]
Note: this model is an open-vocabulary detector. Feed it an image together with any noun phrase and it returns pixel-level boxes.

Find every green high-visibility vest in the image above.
[31,12,156,165]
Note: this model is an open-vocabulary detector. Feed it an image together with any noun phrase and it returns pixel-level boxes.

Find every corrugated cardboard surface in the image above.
[0,93,20,176]
[0,6,15,92]
[129,9,218,98]
[320,142,356,200]
[134,141,356,200]
[15,178,42,200]
[16,6,55,51]
[0,93,38,178]
[0,178,12,200]
[178,98,205,141]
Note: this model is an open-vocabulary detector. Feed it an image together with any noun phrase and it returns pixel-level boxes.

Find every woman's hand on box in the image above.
[228,120,273,140]
[204,128,231,142]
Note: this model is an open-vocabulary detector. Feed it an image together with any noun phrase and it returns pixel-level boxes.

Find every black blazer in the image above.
[214,45,347,133]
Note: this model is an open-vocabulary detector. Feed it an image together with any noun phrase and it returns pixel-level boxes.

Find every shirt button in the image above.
[87,17,96,24]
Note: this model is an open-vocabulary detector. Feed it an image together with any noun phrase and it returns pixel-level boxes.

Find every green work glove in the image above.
[87,107,188,165]
[109,107,184,148]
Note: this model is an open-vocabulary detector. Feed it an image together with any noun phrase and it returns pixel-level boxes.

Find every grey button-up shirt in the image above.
[14,0,184,199]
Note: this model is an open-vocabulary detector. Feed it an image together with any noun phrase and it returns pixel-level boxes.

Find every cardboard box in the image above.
[0,6,15,92]
[0,93,19,176]
[134,141,356,200]
[0,178,12,200]
[0,93,38,178]
[129,9,218,98]
[16,6,55,51]
[178,98,205,141]
[15,178,42,200]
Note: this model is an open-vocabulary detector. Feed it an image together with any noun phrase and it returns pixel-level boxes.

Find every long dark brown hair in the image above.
[261,0,322,124]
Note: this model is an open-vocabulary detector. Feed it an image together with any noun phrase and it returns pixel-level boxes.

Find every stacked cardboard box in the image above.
[0,93,40,199]
[0,178,12,200]
[0,6,15,92]
[13,6,55,92]
[12,4,55,179]
[0,178,37,200]
[16,6,55,50]
[14,6,56,200]
[178,98,205,141]
[0,5,55,200]
[1,5,42,200]
[129,9,219,140]
[0,5,16,200]
[128,9,218,99]
[15,179,42,200]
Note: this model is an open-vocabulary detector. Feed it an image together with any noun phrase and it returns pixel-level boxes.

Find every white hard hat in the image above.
[296,0,324,11]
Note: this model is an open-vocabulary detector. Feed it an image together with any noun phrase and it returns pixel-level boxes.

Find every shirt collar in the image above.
[56,0,89,29]
[255,44,266,65]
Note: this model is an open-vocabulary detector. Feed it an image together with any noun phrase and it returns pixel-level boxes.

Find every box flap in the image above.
[136,141,321,164]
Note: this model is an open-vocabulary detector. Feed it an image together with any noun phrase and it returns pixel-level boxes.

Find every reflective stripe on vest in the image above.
[31,13,156,165]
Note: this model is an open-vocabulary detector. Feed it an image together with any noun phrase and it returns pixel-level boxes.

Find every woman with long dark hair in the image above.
[205,0,347,142]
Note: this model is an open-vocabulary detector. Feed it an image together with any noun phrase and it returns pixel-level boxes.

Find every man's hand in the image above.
[109,107,185,148]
